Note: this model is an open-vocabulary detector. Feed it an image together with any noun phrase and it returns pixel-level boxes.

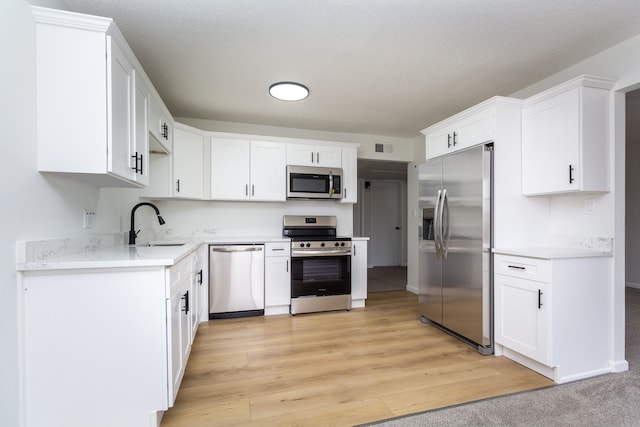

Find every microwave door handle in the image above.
[329,172,333,196]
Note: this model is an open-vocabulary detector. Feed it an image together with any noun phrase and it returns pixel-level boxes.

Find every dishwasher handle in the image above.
[210,246,263,253]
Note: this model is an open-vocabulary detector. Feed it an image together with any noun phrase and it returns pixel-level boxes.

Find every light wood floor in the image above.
[161,291,553,426]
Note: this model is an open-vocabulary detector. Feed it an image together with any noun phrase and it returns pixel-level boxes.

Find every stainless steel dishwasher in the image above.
[209,244,265,319]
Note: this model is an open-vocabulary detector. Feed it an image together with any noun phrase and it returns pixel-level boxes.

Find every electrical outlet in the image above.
[83,209,96,229]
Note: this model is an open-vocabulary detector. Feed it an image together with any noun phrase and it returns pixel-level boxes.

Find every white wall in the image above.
[2,2,142,425]
[131,199,354,242]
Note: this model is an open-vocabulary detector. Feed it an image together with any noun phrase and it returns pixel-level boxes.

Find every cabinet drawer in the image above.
[494,254,550,283]
[265,242,291,257]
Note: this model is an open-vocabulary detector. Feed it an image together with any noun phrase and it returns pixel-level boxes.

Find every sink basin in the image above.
[146,241,189,247]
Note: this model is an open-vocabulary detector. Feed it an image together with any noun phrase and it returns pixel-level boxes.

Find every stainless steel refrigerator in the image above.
[418,144,493,355]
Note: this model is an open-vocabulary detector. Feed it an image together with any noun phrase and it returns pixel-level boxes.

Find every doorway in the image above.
[354,159,408,293]
[626,88,640,290]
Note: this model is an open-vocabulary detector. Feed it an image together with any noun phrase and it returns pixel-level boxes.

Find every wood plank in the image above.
[161,291,553,426]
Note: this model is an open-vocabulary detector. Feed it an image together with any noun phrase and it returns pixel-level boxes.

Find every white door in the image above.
[370,180,403,266]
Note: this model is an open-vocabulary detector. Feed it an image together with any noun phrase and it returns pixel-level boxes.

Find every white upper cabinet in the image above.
[32,6,153,188]
[340,146,358,203]
[251,141,287,201]
[173,126,205,199]
[422,103,498,160]
[132,70,150,186]
[211,138,286,201]
[521,75,614,196]
[149,95,172,154]
[287,143,342,167]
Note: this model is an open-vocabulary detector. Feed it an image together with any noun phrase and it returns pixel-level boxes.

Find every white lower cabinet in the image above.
[20,250,198,427]
[351,239,368,307]
[494,253,611,383]
[264,242,291,315]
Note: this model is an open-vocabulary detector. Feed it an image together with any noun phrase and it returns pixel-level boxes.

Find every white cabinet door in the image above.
[521,77,612,196]
[149,95,172,153]
[495,273,550,364]
[107,37,135,182]
[264,242,291,314]
[316,145,342,167]
[265,257,291,306]
[351,240,368,302]
[211,138,251,200]
[166,255,192,405]
[173,127,204,199]
[287,143,342,167]
[522,89,580,195]
[132,70,150,186]
[424,107,494,160]
[340,147,358,203]
[251,141,287,201]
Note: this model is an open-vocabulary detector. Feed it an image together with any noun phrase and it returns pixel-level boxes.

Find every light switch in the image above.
[584,199,596,215]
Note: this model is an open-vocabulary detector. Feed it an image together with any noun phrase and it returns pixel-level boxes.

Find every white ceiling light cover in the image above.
[269,82,309,101]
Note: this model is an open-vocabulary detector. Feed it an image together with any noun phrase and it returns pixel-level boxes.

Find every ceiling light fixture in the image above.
[269,81,309,101]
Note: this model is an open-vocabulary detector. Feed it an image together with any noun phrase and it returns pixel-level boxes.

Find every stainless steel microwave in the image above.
[286,165,343,200]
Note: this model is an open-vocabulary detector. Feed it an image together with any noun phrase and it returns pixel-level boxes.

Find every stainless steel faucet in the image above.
[129,202,165,245]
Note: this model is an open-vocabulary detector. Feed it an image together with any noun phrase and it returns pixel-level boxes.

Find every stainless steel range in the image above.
[283,215,352,315]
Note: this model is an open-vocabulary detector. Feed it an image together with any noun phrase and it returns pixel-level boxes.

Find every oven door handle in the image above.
[292,249,351,257]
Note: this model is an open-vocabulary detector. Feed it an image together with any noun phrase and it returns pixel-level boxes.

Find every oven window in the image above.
[291,256,351,297]
[290,174,329,193]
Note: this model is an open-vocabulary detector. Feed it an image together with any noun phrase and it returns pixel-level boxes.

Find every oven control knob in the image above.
[334,242,340,247]
[341,242,346,247]
[306,243,311,248]
[320,242,325,247]
[299,243,305,248]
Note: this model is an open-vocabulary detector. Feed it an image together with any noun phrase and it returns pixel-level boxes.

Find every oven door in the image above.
[290,253,351,297]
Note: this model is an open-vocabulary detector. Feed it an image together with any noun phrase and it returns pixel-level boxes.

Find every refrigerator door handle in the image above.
[434,189,443,259]
[440,189,449,259]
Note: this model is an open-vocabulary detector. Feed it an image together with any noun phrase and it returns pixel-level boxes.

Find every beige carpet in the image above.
[367,266,407,292]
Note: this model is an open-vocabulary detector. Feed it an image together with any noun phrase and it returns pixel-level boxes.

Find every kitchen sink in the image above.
[145,241,189,247]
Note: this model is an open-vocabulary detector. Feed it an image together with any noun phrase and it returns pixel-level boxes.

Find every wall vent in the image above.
[375,143,393,153]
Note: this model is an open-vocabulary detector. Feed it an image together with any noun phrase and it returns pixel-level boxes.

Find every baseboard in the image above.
[406,284,418,294]
[610,359,630,373]
[626,282,640,290]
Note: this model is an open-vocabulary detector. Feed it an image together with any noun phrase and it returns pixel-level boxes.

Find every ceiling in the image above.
[60,0,640,178]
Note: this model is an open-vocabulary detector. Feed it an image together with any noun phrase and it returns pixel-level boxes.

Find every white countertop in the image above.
[492,247,612,259]
[16,234,368,271]
[16,241,202,271]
